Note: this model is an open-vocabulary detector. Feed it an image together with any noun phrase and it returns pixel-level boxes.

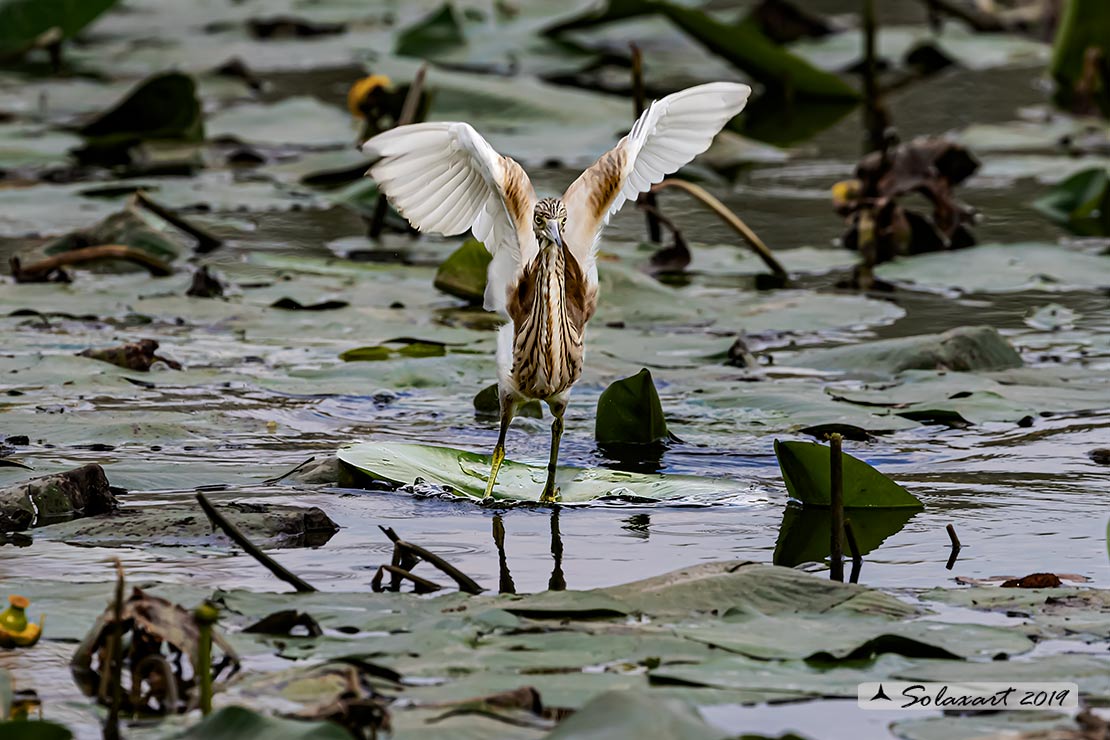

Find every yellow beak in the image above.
[545,219,563,248]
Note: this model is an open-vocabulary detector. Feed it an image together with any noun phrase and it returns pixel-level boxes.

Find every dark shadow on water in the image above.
[596,442,666,474]
[549,509,566,592]
[773,504,917,568]
[622,513,651,540]
[492,513,516,595]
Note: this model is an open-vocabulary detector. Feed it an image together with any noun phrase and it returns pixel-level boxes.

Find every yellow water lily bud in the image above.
[0,595,43,648]
[831,178,862,208]
[347,74,393,117]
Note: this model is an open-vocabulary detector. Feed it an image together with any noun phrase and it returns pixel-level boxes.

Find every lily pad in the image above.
[774,439,923,508]
[337,441,749,503]
[434,238,491,304]
[546,690,728,740]
[178,706,349,740]
[206,97,354,148]
[1032,167,1110,236]
[78,72,203,152]
[0,0,118,56]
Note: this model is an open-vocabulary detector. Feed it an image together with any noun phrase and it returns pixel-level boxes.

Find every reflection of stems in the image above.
[651,178,786,280]
[10,245,172,282]
[372,564,442,594]
[630,43,661,244]
[104,559,125,740]
[369,64,427,240]
[829,434,844,582]
[380,526,484,594]
[945,523,961,570]
[492,515,516,595]
[196,493,316,593]
[194,602,218,716]
[548,509,566,592]
[844,519,862,584]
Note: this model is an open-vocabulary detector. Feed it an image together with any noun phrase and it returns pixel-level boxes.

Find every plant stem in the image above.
[193,602,219,716]
[946,522,961,570]
[195,493,316,592]
[630,43,661,244]
[651,178,786,280]
[104,559,125,740]
[379,526,484,594]
[10,245,172,283]
[133,191,223,253]
[829,434,844,582]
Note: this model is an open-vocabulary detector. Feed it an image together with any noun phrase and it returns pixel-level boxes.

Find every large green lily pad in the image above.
[337,441,750,503]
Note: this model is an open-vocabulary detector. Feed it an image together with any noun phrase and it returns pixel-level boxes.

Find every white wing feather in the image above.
[561,82,752,279]
[362,122,538,314]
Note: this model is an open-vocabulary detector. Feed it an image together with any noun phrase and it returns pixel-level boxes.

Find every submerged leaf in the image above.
[78,72,203,151]
[774,439,923,508]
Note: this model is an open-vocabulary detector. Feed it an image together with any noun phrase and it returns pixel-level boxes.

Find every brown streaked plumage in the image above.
[361,81,751,502]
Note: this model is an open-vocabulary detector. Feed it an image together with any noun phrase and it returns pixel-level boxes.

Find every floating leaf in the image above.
[774,439,923,508]
[474,383,541,419]
[340,340,447,362]
[1032,167,1110,236]
[434,238,491,304]
[78,72,203,151]
[546,690,729,740]
[178,706,349,740]
[395,3,466,58]
[0,721,73,740]
[337,441,748,503]
[595,369,669,445]
[0,0,118,56]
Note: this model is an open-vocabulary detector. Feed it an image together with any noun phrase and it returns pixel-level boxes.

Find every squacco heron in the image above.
[362,82,751,502]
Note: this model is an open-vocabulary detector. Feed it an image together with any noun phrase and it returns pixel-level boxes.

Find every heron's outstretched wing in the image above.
[561,82,752,276]
[362,122,538,314]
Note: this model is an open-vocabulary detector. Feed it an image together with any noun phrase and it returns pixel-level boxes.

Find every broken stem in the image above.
[104,559,125,740]
[196,493,316,593]
[379,526,484,594]
[132,191,223,253]
[630,43,661,244]
[369,64,427,240]
[372,564,442,594]
[829,433,845,583]
[945,522,961,570]
[651,178,786,280]
[10,245,172,282]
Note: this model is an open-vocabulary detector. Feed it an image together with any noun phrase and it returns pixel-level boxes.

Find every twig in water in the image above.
[371,564,442,594]
[196,493,316,593]
[829,433,845,583]
[369,64,427,240]
[104,559,125,740]
[132,191,223,253]
[11,245,172,283]
[194,602,218,716]
[945,522,961,570]
[651,178,786,280]
[844,519,862,584]
[262,456,316,486]
[630,43,661,244]
[379,526,484,594]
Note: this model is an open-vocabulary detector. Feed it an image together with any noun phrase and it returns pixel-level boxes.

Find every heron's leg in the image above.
[484,400,513,498]
[540,400,566,503]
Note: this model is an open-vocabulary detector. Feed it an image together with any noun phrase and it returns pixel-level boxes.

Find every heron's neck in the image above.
[534,241,567,326]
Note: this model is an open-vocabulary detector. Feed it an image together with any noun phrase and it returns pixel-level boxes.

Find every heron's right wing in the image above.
[362,122,538,314]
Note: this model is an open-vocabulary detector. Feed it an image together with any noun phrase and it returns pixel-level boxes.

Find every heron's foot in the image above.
[539,480,561,504]
[484,444,506,498]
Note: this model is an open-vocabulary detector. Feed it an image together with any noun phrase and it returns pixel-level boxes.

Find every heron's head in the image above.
[532,198,567,251]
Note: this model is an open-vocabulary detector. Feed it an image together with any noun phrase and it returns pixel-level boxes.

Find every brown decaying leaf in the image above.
[835,136,979,268]
[1001,573,1066,588]
[0,463,117,532]
[70,587,240,715]
[78,339,182,372]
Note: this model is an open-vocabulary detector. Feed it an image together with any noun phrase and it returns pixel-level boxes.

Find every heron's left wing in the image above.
[561,82,752,276]
[363,122,537,314]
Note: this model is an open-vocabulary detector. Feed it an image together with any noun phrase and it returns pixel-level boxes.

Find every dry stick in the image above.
[379,526,484,594]
[651,178,787,280]
[104,559,125,740]
[132,191,223,253]
[373,564,442,595]
[630,43,661,244]
[829,434,845,583]
[844,519,862,584]
[369,64,427,240]
[11,245,172,282]
[195,493,317,593]
[945,522,961,570]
